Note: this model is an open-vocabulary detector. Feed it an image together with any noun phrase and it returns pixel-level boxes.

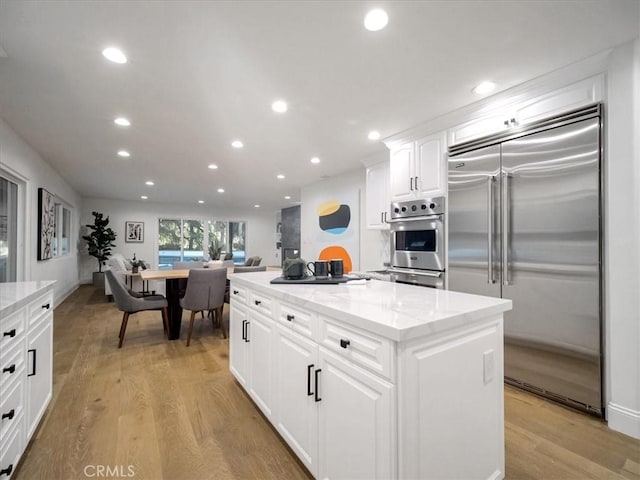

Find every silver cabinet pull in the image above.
[502,172,510,286]
[487,176,496,284]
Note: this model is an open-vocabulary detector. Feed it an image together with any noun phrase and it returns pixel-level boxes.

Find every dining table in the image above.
[140,266,275,340]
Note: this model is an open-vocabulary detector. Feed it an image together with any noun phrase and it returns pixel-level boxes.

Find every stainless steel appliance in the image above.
[388,197,445,288]
[448,104,603,416]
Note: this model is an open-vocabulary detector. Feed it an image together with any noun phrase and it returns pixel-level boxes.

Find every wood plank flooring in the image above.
[14,285,640,480]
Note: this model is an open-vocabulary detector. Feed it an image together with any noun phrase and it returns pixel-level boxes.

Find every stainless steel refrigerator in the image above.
[447,104,603,416]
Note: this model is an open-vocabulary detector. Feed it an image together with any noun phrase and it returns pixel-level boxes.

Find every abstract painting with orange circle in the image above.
[313,196,357,273]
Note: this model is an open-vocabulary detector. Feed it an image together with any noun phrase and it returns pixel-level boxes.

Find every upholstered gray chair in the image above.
[105,270,169,348]
[252,256,262,266]
[223,252,233,261]
[180,268,228,346]
[172,261,203,270]
[233,266,267,273]
[243,256,256,266]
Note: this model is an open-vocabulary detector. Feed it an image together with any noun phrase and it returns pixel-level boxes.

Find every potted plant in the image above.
[208,236,222,261]
[130,254,146,274]
[82,211,117,287]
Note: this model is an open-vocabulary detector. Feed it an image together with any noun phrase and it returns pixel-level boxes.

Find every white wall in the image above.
[604,36,640,439]
[80,197,279,283]
[0,118,82,304]
[300,167,388,273]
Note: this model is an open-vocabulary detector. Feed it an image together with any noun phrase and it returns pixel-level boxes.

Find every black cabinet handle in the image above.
[2,364,15,374]
[233,290,239,295]
[1,409,14,420]
[307,364,314,396]
[42,303,50,310]
[244,321,250,343]
[340,339,351,349]
[254,300,261,306]
[286,314,294,321]
[28,348,37,376]
[0,465,13,477]
[3,329,16,338]
[410,177,414,191]
[241,320,246,340]
[314,369,322,402]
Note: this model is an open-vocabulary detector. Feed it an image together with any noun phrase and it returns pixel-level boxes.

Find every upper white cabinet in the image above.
[365,161,390,230]
[448,74,604,146]
[389,131,446,202]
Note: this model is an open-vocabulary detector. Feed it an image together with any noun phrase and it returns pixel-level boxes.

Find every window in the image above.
[53,203,71,257]
[158,218,246,268]
[0,176,18,282]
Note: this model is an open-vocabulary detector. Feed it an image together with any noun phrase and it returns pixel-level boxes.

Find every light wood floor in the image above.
[14,285,640,480]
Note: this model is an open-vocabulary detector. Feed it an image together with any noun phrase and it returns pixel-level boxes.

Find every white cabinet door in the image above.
[415,132,446,198]
[399,319,504,480]
[275,327,319,476]
[26,315,52,439]
[229,302,249,388]
[365,161,390,230]
[317,348,395,480]
[247,310,275,420]
[389,142,414,202]
[515,74,603,126]
[447,111,510,146]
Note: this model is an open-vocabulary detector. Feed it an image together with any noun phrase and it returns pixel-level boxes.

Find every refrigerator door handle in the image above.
[502,172,510,285]
[488,176,496,284]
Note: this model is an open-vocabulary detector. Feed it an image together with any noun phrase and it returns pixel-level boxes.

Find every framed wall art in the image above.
[125,221,144,243]
[37,187,56,260]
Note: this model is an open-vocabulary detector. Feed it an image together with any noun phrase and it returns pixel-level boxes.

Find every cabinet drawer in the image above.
[278,301,317,340]
[1,341,25,392]
[320,317,394,381]
[0,419,23,480]
[27,290,54,326]
[228,283,247,304]
[248,290,273,317]
[0,310,26,355]
[0,380,24,444]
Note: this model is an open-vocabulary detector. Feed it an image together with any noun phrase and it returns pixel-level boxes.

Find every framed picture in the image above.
[37,188,55,260]
[125,221,144,243]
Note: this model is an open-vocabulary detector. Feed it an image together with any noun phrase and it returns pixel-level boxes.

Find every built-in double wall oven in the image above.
[388,196,446,288]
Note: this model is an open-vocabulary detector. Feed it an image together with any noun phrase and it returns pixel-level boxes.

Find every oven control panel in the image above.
[390,196,445,219]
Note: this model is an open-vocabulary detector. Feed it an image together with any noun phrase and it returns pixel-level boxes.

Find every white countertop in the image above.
[229,272,511,342]
[0,281,56,317]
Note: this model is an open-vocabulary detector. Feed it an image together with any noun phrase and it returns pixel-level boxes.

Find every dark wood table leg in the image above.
[165,278,183,340]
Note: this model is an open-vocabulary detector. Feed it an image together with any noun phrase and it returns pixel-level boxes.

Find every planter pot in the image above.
[132,266,139,274]
[92,271,105,289]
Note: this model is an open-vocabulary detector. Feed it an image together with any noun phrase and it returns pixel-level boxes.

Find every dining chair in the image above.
[223,252,233,261]
[243,256,256,266]
[105,270,169,348]
[180,268,228,346]
[173,261,203,270]
[252,256,262,266]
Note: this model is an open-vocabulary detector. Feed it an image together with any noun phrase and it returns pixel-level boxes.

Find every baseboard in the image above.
[55,282,79,307]
[608,401,640,439]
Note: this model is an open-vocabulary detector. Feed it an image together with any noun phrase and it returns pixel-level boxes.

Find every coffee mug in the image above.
[330,259,344,278]
[284,261,305,280]
[307,260,329,279]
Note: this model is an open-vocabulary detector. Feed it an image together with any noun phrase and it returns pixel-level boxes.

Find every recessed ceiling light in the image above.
[217,188,225,193]
[473,81,496,95]
[145,181,154,186]
[231,140,243,148]
[102,47,127,64]
[208,163,218,170]
[117,150,130,158]
[310,157,321,164]
[277,174,285,180]
[114,117,130,127]
[198,200,204,204]
[254,204,260,208]
[284,195,291,200]
[140,195,148,200]
[272,100,288,113]
[364,9,388,31]
[368,130,381,140]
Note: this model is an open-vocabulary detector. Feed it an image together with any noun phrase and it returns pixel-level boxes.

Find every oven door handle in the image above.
[388,268,444,278]
[386,215,442,223]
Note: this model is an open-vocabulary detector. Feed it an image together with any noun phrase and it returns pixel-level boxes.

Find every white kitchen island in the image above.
[228,271,512,480]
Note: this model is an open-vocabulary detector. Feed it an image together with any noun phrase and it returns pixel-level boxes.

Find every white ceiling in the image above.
[0,0,638,210]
